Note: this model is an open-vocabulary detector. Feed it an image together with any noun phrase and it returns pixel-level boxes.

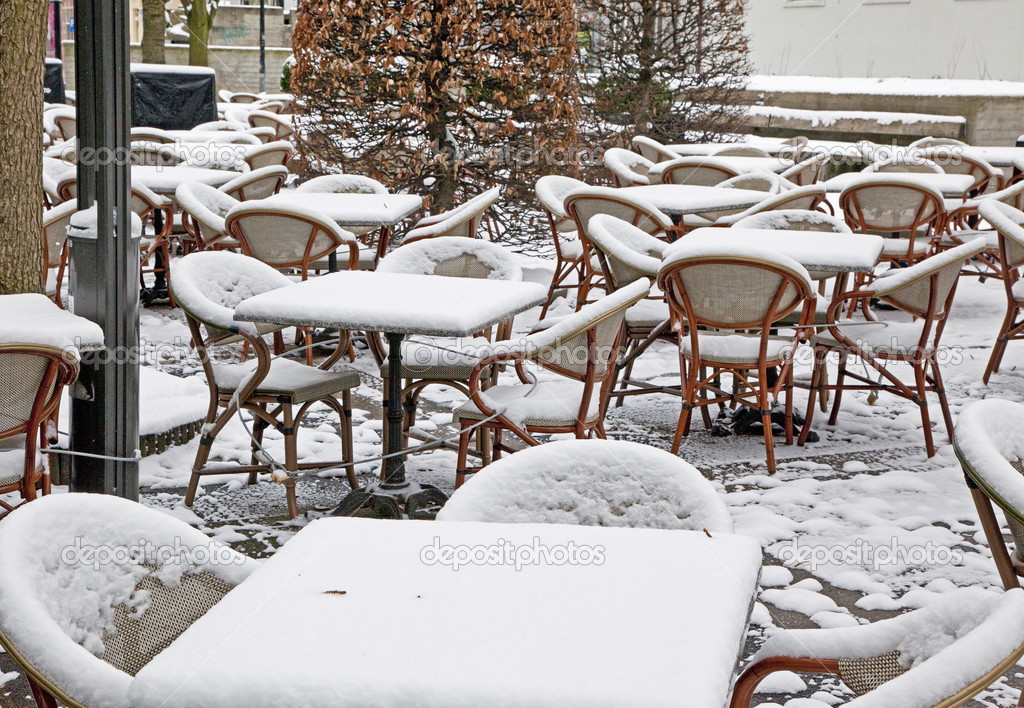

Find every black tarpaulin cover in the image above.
[130,63,217,130]
[45,58,65,104]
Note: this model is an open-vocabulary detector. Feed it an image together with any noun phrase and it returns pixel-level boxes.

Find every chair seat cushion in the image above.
[1013,279,1024,303]
[681,332,796,366]
[310,246,376,272]
[211,359,360,403]
[937,230,999,249]
[454,380,602,427]
[560,237,583,260]
[625,298,670,327]
[45,269,59,297]
[811,320,929,357]
[880,238,930,257]
[0,436,41,489]
[381,336,492,381]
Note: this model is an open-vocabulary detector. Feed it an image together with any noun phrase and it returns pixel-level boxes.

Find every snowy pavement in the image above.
[4,271,1024,706]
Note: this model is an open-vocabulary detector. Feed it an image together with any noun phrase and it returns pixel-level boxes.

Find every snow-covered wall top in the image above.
[747,75,1024,99]
[747,0,1024,82]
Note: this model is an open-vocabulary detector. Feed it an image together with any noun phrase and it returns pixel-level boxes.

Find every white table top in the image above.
[822,172,975,198]
[262,193,424,227]
[234,271,547,336]
[961,146,1024,169]
[0,293,104,351]
[131,165,240,195]
[128,517,762,708]
[673,228,885,273]
[621,185,766,216]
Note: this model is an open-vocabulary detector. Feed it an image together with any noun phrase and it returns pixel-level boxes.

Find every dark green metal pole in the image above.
[69,0,140,499]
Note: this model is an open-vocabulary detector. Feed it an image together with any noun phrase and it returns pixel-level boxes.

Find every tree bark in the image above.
[187,1,215,67]
[0,0,47,294]
[141,0,166,64]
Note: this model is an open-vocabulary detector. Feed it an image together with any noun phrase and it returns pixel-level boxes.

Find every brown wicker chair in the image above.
[535,175,589,317]
[42,199,77,308]
[242,140,295,171]
[921,147,1004,196]
[563,186,674,307]
[955,399,1024,591]
[658,245,816,472]
[714,145,771,158]
[403,187,501,244]
[603,147,656,187]
[977,201,1024,383]
[246,110,294,141]
[0,341,78,517]
[712,185,830,227]
[176,183,241,252]
[218,165,289,202]
[453,279,650,488]
[587,214,675,406]
[171,251,360,518]
[373,237,524,464]
[131,182,176,306]
[839,178,946,267]
[652,156,741,186]
[937,180,1024,279]
[799,238,988,458]
[0,493,260,708]
[631,135,680,164]
[780,152,831,186]
[731,588,1024,708]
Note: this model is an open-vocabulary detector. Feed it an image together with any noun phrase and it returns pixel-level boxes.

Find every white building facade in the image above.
[747,0,1024,81]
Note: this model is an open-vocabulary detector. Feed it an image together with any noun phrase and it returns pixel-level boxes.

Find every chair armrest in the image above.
[730,656,841,708]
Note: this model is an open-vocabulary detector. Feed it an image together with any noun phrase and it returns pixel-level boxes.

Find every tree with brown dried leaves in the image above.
[579,0,751,146]
[290,0,582,226]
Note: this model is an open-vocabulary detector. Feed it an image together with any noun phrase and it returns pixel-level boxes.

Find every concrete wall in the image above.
[210,6,293,49]
[747,0,1024,81]
[741,82,1024,146]
[62,41,293,94]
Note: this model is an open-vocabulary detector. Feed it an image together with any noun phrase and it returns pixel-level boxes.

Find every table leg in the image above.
[381,332,408,488]
[330,331,449,519]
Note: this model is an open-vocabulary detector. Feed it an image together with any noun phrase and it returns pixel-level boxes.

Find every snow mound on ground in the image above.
[437,439,734,532]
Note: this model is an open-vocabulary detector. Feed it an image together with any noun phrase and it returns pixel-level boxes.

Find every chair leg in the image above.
[799,349,824,446]
[759,370,777,473]
[827,354,847,426]
[914,362,936,458]
[248,404,268,485]
[341,391,358,490]
[970,487,1022,591]
[984,305,1019,384]
[27,677,57,708]
[929,357,954,441]
[783,370,794,446]
[455,421,474,489]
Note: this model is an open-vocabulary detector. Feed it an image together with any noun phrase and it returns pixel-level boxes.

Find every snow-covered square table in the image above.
[822,172,975,198]
[0,293,104,351]
[128,516,763,708]
[621,184,767,216]
[234,271,546,512]
[262,192,424,264]
[131,165,241,196]
[673,228,885,274]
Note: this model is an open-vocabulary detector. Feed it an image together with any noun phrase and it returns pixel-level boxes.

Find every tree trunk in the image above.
[634,0,658,136]
[0,0,47,294]
[141,0,166,64]
[424,0,458,211]
[187,1,215,67]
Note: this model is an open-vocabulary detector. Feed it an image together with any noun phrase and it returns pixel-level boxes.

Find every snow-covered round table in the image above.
[130,165,241,196]
[127,516,763,708]
[621,184,767,216]
[233,271,547,516]
[673,228,885,274]
[261,192,425,264]
[822,172,975,198]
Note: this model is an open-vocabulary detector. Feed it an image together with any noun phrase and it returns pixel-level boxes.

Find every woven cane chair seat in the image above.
[454,380,603,427]
[0,437,40,489]
[625,298,670,326]
[811,320,929,357]
[937,229,999,249]
[212,358,360,404]
[102,569,236,677]
[379,336,492,381]
[837,650,906,696]
[681,333,797,366]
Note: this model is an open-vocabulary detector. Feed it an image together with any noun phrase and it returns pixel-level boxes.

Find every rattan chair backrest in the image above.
[656,157,741,186]
[225,203,357,275]
[603,148,655,187]
[219,165,288,201]
[840,180,945,235]
[979,201,1024,271]
[42,199,78,269]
